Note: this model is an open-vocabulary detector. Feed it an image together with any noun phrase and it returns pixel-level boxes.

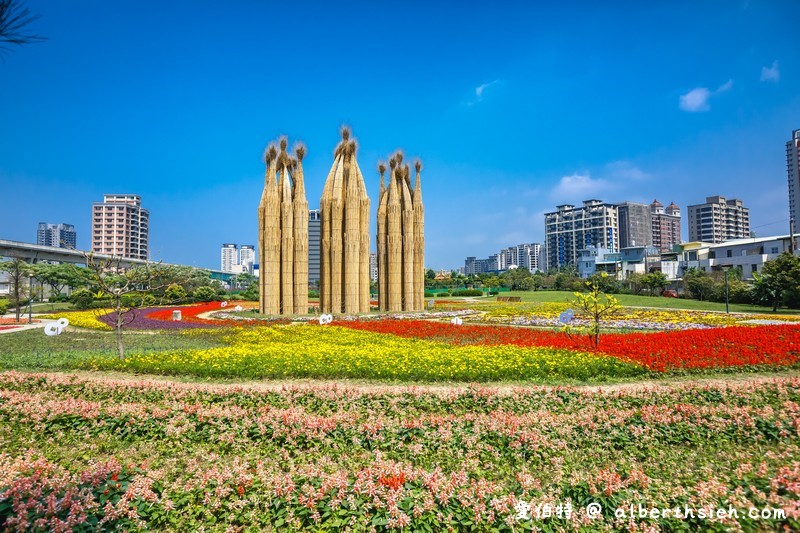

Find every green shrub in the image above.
[308,290,320,299]
[120,292,156,308]
[193,286,217,302]
[0,298,7,315]
[452,289,483,297]
[165,283,187,302]
[424,291,435,298]
[70,289,95,310]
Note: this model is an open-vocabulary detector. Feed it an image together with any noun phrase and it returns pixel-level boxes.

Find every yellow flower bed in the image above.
[89,324,646,381]
[38,310,113,330]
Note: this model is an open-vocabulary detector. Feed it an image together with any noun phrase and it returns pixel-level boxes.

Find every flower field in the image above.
[31,300,800,379]
[435,300,800,329]
[0,372,797,530]
[86,325,645,381]
[338,319,800,372]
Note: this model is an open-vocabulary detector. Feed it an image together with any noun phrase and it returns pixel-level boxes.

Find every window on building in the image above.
[771,247,779,254]
[727,250,732,258]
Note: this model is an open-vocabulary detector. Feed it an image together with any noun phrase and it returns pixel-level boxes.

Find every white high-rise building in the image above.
[239,245,255,273]
[221,243,238,273]
[91,194,149,259]
[37,222,77,249]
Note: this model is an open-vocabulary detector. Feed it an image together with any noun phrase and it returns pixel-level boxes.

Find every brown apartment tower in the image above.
[91,194,149,260]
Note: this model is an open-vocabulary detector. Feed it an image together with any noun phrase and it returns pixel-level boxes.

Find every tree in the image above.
[683,268,715,301]
[232,272,257,291]
[0,257,32,322]
[425,269,435,280]
[625,272,645,295]
[32,263,86,300]
[0,0,46,57]
[568,273,621,347]
[754,253,800,311]
[501,267,534,290]
[84,253,181,360]
[642,271,668,296]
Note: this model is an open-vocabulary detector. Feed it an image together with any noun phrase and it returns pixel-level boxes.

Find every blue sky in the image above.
[1,1,799,270]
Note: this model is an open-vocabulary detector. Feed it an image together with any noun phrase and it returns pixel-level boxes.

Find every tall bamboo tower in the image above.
[320,127,371,314]
[257,137,309,315]
[376,151,425,311]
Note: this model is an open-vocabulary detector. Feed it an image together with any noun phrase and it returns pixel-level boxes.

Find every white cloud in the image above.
[760,60,780,82]
[550,173,612,202]
[679,87,712,112]
[606,161,651,182]
[679,79,733,112]
[466,79,502,105]
[716,79,733,92]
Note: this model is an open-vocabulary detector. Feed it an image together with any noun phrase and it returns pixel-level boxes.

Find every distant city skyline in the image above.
[1,2,799,270]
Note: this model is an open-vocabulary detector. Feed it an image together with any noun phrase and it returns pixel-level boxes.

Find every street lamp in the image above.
[28,272,34,324]
[721,265,731,314]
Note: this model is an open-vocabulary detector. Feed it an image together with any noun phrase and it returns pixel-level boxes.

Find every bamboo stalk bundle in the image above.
[319,127,370,314]
[329,150,345,313]
[376,151,426,312]
[343,140,360,314]
[412,160,425,311]
[258,136,311,316]
[386,158,403,311]
[293,144,309,315]
[259,145,281,315]
[319,146,338,313]
[278,140,294,315]
[355,158,371,313]
[376,163,388,311]
[400,163,415,310]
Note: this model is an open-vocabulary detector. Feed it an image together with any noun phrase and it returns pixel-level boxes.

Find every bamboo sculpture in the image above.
[319,127,371,314]
[376,152,425,311]
[258,136,309,315]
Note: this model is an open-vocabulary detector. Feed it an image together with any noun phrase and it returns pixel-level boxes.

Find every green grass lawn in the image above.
[497,290,800,314]
[0,329,225,371]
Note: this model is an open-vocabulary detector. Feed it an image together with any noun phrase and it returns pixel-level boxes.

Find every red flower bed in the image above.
[0,325,22,331]
[145,302,257,327]
[337,319,800,371]
[0,318,38,325]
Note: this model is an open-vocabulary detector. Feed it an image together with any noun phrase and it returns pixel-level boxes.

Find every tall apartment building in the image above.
[239,245,255,273]
[464,255,499,275]
[91,194,149,260]
[651,199,681,253]
[308,209,321,285]
[221,244,238,273]
[788,129,800,228]
[466,243,542,275]
[37,222,77,249]
[617,202,652,248]
[369,252,378,282]
[687,196,750,244]
[499,243,542,273]
[544,200,619,270]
